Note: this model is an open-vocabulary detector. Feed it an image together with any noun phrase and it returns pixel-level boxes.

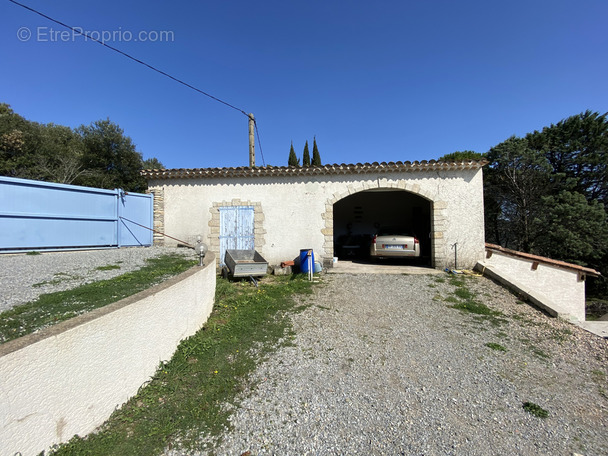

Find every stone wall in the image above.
[147,187,165,245]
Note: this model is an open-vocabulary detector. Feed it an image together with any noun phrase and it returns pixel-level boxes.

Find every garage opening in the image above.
[333,189,432,266]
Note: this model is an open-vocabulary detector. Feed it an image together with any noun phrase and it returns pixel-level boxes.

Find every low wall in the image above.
[475,245,598,322]
[0,253,216,456]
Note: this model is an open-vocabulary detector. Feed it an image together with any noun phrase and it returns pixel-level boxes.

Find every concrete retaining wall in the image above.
[475,248,587,321]
[0,254,216,456]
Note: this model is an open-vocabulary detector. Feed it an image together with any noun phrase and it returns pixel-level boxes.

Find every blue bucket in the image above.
[300,249,315,273]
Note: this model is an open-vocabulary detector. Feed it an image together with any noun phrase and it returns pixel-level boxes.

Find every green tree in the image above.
[75,119,146,192]
[527,110,608,205]
[439,150,485,161]
[531,190,608,265]
[302,140,311,167]
[312,137,322,166]
[484,136,552,251]
[142,157,165,170]
[37,123,87,184]
[0,103,42,179]
[484,111,608,298]
[0,104,165,190]
[288,142,299,166]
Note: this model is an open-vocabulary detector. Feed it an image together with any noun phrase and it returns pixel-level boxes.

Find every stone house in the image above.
[143,160,487,270]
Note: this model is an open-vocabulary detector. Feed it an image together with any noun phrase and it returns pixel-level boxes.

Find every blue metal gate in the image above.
[117,190,154,247]
[219,206,254,265]
[0,176,153,252]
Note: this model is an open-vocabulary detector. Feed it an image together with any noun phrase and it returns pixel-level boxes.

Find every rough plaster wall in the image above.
[0,259,216,456]
[483,251,586,321]
[149,168,485,269]
[439,168,486,269]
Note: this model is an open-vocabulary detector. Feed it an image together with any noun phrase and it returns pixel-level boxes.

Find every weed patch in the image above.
[0,254,196,344]
[532,348,551,360]
[454,287,475,300]
[444,276,505,327]
[550,328,573,344]
[485,342,507,352]
[450,300,499,317]
[95,264,121,271]
[591,369,606,383]
[47,275,315,455]
[448,276,467,288]
[33,272,82,288]
[522,401,549,418]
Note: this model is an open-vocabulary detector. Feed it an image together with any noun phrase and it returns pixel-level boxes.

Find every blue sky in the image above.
[2,0,607,169]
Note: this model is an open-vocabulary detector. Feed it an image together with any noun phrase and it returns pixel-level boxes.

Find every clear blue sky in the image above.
[2,0,607,169]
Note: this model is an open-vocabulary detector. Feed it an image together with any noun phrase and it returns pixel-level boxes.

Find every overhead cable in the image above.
[254,119,266,167]
[8,0,249,117]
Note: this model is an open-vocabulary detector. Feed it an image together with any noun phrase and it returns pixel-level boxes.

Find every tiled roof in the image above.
[142,159,488,180]
[485,243,601,277]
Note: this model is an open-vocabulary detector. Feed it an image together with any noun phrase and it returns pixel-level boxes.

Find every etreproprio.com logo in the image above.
[17,26,175,43]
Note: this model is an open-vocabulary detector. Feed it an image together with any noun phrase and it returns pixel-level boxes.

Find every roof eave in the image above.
[142,159,488,180]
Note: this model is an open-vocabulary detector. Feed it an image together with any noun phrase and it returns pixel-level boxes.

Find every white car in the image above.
[370,228,420,259]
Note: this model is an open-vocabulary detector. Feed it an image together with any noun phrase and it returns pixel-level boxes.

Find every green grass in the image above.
[0,255,197,344]
[485,342,507,352]
[591,369,606,382]
[47,274,316,455]
[532,348,551,360]
[454,287,475,300]
[450,299,501,317]
[33,272,82,288]
[522,401,549,418]
[95,264,121,271]
[443,274,505,326]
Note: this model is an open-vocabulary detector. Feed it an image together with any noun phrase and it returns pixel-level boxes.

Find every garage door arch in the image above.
[323,182,447,268]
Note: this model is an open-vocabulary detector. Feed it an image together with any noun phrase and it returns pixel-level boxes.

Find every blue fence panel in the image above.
[0,176,152,252]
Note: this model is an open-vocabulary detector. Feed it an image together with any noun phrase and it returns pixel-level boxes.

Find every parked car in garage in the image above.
[370,227,420,259]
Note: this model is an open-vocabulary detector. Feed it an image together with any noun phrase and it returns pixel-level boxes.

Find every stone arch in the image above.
[322,181,447,268]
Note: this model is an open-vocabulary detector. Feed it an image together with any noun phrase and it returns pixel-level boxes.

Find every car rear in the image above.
[370,229,420,259]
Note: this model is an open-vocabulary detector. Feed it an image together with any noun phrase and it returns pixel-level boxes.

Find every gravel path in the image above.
[206,273,607,456]
[0,246,195,312]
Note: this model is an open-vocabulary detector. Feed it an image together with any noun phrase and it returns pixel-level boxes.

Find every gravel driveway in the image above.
[0,246,195,312]
[208,273,607,456]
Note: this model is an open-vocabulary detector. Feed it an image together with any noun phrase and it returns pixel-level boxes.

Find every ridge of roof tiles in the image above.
[142,159,488,179]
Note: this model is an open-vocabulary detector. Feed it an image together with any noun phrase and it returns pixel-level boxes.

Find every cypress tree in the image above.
[288,142,299,166]
[312,136,322,166]
[302,140,311,166]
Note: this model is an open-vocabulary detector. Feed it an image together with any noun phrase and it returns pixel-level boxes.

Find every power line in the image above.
[254,119,266,167]
[9,0,267,164]
[9,0,249,116]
